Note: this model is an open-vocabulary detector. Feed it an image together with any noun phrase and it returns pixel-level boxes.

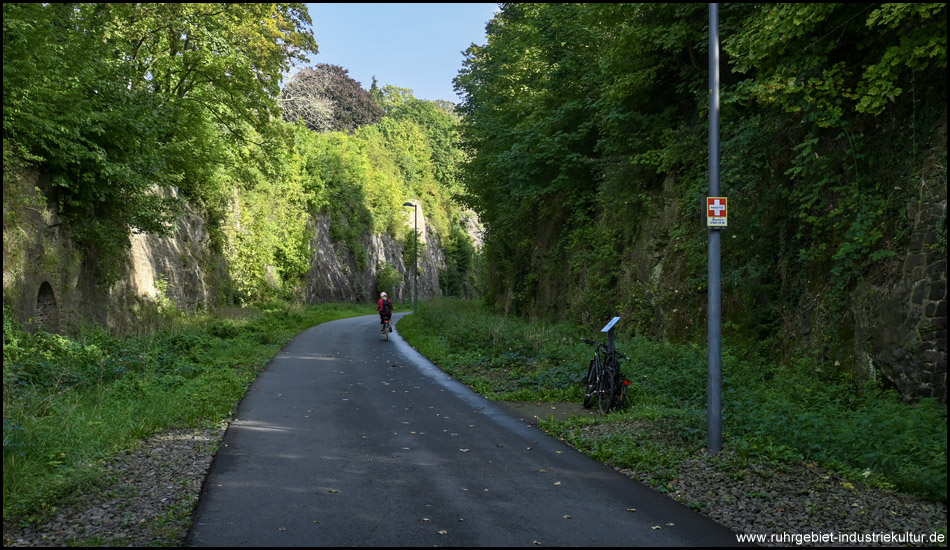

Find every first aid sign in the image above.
[707,197,727,227]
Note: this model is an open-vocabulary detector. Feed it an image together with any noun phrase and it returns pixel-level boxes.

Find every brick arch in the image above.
[36,281,59,333]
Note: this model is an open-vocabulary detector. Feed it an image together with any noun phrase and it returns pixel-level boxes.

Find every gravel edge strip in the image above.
[3,425,225,547]
[3,418,947,547]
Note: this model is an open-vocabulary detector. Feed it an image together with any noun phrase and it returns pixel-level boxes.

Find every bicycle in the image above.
[381,317,392,341]
[581,337,630,414]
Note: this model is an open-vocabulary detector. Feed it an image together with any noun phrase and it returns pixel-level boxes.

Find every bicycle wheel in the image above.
[597,367,616,414]
[612,374,627,411]
[384,320,390,341]
[583,358,598,409]
[605,358,625,411]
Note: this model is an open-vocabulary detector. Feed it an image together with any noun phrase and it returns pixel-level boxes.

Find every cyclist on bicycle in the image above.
[378,292,393,333]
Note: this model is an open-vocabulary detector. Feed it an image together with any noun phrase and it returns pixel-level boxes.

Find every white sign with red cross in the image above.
[707,197,727,227]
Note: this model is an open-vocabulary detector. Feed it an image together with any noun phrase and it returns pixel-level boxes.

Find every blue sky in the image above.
[301,3,498,103]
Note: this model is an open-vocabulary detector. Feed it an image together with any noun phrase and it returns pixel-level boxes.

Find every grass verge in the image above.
[398,299,947,503]
[2,300,372,524]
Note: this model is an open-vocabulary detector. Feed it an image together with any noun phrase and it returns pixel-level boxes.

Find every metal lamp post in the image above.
[707,2,723,455]
[441,247,447,298]
[403,202,417,314]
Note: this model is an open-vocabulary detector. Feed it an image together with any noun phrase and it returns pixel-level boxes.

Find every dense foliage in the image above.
[221,86,473,302]
[454,3,947,351]
[3,3,474,303]
[3,3,317,278]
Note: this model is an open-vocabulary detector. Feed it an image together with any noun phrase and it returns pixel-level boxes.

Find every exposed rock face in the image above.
[4,171,89,332]
[861,136,947,402]
[3,171,448,334]
[2,173,225,333]
[303,214,363,303]
[108,191,226,325]
[124,210,211,309]
[303,205,445,305]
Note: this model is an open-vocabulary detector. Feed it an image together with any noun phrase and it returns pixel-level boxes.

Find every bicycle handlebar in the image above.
[580,338,629,361]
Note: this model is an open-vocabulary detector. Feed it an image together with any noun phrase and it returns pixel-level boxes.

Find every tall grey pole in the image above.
[403,201,418,314]
[707,2,723,455]
[441,247,448,298]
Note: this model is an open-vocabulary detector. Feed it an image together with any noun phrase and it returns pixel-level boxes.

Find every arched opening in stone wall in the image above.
[36,281,59,333]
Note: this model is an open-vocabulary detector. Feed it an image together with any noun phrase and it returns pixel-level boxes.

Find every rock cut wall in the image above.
[2,172,226,333]
[3,171,450,334]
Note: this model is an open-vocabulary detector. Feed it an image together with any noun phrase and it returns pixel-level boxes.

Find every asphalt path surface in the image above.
[187,313,743,547]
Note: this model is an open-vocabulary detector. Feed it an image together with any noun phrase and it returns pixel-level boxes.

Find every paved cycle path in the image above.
[187,313,743,547]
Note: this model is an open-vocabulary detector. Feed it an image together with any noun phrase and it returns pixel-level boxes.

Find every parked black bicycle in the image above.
[581,337,630,414]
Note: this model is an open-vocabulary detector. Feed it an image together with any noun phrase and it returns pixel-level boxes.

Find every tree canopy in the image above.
[3,3,317,275]
[280,64,385,133]
[454,3,947,346]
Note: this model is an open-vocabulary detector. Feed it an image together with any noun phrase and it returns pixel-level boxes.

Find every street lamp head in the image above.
[403,201,415,208]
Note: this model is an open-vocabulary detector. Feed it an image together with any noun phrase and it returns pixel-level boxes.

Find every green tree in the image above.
[454,1,946,350]
[726,3,946,121]
[455,3,617,314]
[385,93,463,189]
[3,3,317,278]
[722,3,947,307]
[281,64,384,133]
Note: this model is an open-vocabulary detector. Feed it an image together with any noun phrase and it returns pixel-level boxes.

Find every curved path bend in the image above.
[187,313,742,547]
